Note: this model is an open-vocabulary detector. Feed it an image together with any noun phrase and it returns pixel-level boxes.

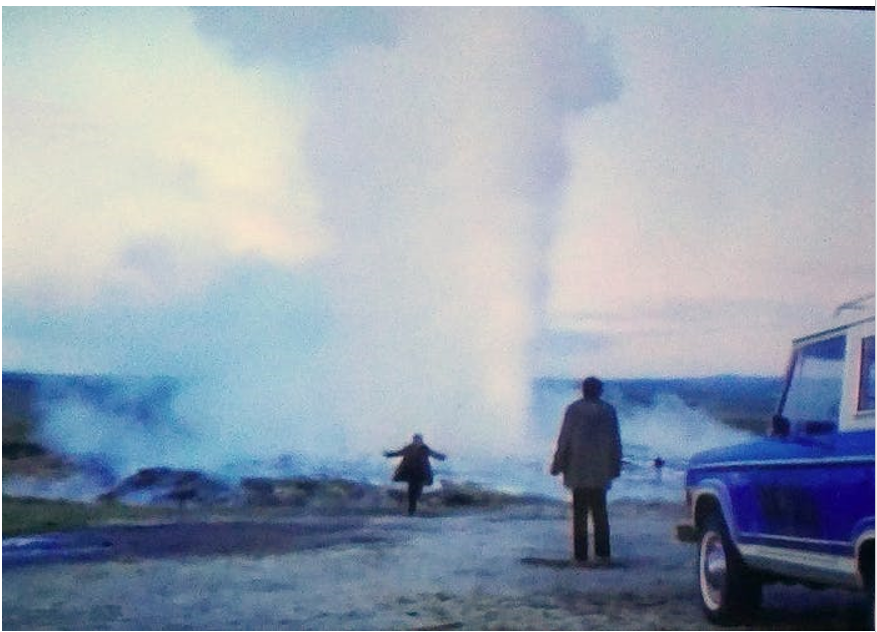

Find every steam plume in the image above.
[302,8,619,457]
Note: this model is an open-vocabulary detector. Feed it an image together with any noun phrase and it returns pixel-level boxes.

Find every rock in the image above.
[240,477,310,506]
[241,476,384,510]
[423,480,521,509]
[383,479,525,512]
[240,477,279,505]
[3,441,48,460]
[99,467,234,507]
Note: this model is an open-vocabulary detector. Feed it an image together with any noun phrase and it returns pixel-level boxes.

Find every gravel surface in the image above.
[2,501,871,630]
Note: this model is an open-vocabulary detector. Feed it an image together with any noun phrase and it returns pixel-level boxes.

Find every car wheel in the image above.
[861,545,874,630]
[698,511,762,624]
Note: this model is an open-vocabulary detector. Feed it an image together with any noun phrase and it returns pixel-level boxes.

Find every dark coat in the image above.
[551,397,622,489]
[386,443,445,487]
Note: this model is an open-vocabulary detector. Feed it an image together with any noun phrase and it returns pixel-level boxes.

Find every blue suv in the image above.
[677,296,875,623]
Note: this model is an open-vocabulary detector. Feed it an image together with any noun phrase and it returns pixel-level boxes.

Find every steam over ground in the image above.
[19,373,766,503]
[4,8,872,477]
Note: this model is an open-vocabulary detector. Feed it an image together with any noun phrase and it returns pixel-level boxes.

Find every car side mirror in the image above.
[771,414,790,437]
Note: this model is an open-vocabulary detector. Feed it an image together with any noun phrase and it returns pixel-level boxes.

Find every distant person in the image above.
[653,456,665,483]
[384,434,446,515]
[550,376,623,565]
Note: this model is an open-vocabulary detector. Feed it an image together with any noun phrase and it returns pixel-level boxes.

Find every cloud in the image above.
[3,7,327,308]
[547,7,875,375]
[193,7,397,68]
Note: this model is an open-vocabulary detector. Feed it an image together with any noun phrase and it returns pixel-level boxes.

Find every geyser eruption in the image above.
[301,8,619,458]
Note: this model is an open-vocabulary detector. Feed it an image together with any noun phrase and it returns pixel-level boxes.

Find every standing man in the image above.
[550,376,622,565]
[384,434,446,516]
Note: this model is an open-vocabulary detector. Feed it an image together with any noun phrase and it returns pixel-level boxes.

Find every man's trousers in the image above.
[572,486,610,561]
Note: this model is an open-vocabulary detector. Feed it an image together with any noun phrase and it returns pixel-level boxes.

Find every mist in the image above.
[172,8,621,465]
[18,373,762,504]
[8,8,623,476]
[615,393,757,463]
[300,8,620,458]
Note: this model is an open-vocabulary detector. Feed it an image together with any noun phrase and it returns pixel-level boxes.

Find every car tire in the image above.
[861,546,874,630]
[698,511,762,624]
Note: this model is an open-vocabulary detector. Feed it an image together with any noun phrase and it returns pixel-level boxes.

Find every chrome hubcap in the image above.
[700,530,727,611]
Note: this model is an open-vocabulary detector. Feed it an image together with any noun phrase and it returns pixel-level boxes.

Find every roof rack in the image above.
[833,293,875,317]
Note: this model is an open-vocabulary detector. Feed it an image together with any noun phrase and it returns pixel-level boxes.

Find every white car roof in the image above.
[793,293,875,345]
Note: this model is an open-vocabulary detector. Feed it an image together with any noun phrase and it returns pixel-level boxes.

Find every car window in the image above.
[858,335,875,412]
[781,335,846,424]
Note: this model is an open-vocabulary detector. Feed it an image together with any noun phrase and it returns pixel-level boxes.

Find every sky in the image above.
[2,7,874,458]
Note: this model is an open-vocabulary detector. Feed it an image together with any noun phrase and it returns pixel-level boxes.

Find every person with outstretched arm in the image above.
[384,434,446,515]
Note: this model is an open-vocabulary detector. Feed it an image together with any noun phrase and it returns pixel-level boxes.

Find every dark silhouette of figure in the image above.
[384,434,446,515]
[551,376,622,564]
[653,456,665,483]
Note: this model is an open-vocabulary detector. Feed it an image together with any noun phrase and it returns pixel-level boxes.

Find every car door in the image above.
[752,335,847,548]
